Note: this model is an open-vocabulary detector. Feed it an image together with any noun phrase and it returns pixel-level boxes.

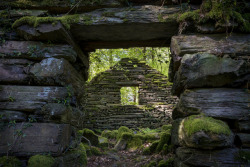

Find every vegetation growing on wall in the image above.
[178,0,250,33]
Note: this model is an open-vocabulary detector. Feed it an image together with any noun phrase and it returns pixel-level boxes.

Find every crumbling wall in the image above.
[84,58,178,129]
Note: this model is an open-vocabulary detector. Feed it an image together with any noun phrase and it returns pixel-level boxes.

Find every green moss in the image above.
[90,146,102,156]
[161,125,172,132]
[117,126,132,140]
[127,135,143,150]
[183,115,231,136]
[157,158,174,167]
[79,128,99,146]
[0,156,22,167]
[178,9,200,22]
[156,132,171,152]
[145,160,157,167]
[28,155,55,167]
[68,143,87,166]
[12,14,94,30]
[142,140,159,155]
[98,136,109,148]
[178,0,250,32]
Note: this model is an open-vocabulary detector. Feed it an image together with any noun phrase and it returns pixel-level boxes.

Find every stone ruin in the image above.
[0,0,249,166]
[84,58,178,130]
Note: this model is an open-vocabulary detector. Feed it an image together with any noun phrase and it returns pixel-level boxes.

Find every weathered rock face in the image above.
[175,147,248,167]
[171,53,249,96]
[169,34,250,82]
[0,123,71,156]
[172,88,250,121]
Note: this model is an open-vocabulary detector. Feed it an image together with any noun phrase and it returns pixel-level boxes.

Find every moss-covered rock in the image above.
[178,0,250,33]
[117,126,132,140]
[161,125,172,132]
[180,115,233,149]
[79,128,99,146]
[183,115,231,136]
[61,143,87,167]
[0,156,22,167]
[156,132,171,153]
[101,130,118,139]
[142,140,159,155]
[28,155,55,167]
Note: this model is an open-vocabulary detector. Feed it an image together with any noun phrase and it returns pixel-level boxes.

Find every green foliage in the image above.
[0,156,22,167]
[183,115,231,136]
[120,87,139,105]
[28,155,55,167]
[88,48,170,82]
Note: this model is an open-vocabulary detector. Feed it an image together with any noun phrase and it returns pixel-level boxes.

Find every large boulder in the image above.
[171,115,233,149]
[169,34,250,81]
[0,123,72,156]
[172,88,250,121]
[175,147,249,167]
[171,53,249,96]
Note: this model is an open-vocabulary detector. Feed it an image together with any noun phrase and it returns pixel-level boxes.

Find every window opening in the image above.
[120,87,139,105]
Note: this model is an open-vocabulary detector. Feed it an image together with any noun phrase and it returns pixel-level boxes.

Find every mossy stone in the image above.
[161,124,172,132]
[183,115,231,136]
[156,132,171,152]
[79,128,99,146]
[0,156,22,167]
[117,126,132,140]
[28,155,55,167]
[142,140,159,155]
[64,143,87,166]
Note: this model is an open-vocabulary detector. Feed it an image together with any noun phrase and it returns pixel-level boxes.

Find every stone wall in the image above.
[84,58,178,130]
[0,9,88,165]
[169,34,250,166]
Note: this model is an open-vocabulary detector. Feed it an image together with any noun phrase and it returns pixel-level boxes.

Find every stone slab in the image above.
[0,123,72,156]
[0,85,69,102]
[173,88,250,121]
[0,41,77,63]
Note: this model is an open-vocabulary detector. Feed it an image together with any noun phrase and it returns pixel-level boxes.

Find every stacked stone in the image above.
[0,10,88,164]
[84,58,178,130]
[169,34,250,166]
